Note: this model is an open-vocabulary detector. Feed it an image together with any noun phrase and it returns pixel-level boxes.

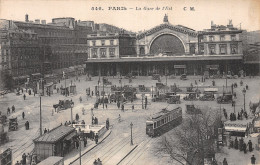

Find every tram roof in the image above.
[149,106,181,120]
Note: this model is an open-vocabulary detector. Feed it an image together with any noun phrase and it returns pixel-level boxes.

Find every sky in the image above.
[0,0,259,32]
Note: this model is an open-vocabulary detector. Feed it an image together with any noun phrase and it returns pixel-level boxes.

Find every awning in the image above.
[31,73,41,76]
[174,65,186,69]
[204,88,218,92]
[225,126,247,132]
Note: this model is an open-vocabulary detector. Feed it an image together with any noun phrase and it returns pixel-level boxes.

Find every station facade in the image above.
[86,15,244,76]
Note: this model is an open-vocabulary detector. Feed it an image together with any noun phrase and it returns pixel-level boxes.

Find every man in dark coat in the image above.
[234,137,238,149]
[12,105,15,113]
[22,153,27,165]
[83,137,87,147]
[251,155,256,164]
[223,158,228,165]
[23,94,26,100]
[22,112,25,119]
[95,134,99,144]
[243,142,247,153]
[239,138,244,151]
[7,107,10,114]
[75,140,79,149]
[248,140,253,152]
[117,102,120,109]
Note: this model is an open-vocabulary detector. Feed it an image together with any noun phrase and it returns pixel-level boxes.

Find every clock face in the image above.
[150,34,185,56]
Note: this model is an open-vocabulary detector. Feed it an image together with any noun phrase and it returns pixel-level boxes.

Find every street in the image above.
[1,75,260,165]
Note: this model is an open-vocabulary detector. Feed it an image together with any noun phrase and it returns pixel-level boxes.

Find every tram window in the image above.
[154,122,156,128]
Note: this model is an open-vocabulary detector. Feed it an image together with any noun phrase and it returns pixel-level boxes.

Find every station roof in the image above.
[34,125,75,143]
[86,54,243,63]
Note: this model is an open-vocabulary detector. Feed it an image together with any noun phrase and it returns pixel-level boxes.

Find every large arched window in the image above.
[150,34,185,56]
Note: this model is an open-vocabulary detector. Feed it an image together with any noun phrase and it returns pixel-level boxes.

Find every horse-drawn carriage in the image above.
[139,85,149,92]
[152,74,160,80]
[53,100,73,111]
[183,92,198,101]
[8,117,18,131]
[180,74,187,80]
[103,77,112,85]
[199,92,215,101]
[170,85,182,93]
[217,93,233,104]
[167,95,181,104]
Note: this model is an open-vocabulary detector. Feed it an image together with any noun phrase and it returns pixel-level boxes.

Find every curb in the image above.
[116,144,138,165]
[69,129,112,164]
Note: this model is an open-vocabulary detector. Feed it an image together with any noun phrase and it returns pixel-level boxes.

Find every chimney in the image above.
[35,19,40,24]
[41,20,46,24]
[25,14,29,22]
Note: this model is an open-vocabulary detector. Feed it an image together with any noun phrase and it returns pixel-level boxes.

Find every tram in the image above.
[146,106,182,137]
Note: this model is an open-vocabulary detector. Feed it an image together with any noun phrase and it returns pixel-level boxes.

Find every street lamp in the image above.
[102,77,105,109]
[78,129,84,165]
[70,101,74,124]
[130,122,133,145]
[151,86,153,98]
[233,100,236,114]
[242,88,246,112]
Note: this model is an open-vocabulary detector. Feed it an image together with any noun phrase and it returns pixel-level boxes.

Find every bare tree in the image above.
[156,110,222,165]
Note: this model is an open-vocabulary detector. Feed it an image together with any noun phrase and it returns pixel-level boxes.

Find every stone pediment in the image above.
[137,23,197,39]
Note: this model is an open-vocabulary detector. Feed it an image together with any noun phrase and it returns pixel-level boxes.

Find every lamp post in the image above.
[130,122,133,145]
[142,93,144,109]
[151,86,153,98]
[102,77,105,109]
[78,129,83,165]
[233,100,236,114]
[40,96,42,136]
[242,88,246,112]
[70,101,74,124]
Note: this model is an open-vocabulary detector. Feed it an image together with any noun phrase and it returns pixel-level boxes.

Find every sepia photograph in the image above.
[0,0,260,164]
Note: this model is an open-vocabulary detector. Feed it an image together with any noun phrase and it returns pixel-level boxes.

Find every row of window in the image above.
[153,113,177,129]
[202,35,237,42]
[12,68,40,76]
[91,48,116,58]
[199,44,238,55]
[92,40,114,46]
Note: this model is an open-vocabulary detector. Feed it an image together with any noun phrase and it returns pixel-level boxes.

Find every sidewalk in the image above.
[64,129,112,165]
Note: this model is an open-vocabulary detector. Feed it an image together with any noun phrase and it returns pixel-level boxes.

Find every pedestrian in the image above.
[84,137,87,147]
[95,117,98,125]
[92,91,94,96]
[243,142,247,154]
[97,158,102,165]
[76,113,79,121]
[106,118,110,130]
[132,104,134,111]
[44,128,47,134]
[7,107,10,114]
[248,140,253,152]
[105,103,107,109]
[22,153,27,165]
[15,161,19,165]
[117,101,120,109]
[75,140,79,149]
[95,134,99,144]
[223,158,228,165]
[65,121,68,126]
[224,112,227,120]
[246,84,249,90]
[239,138,244,151]
[23,94,26,100]
[81,120,85,125]
[79,96,82,103]
[92,116,95,125]
[234,137,238,149]
[251,155,256,165]
[12,105,15,113]
[195,80,197,85]
[118,114,121,122]
[22,112,25,119]
[121,104,124,112]
[94,159,98,165]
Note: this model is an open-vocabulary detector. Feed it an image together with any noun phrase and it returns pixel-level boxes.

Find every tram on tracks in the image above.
[146,106,182,137]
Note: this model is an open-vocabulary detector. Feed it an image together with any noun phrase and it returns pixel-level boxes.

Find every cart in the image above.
[103,77,112,85]
[217,94,233,104]
[199,92,215,101]
[180,74,187,80]
[0,115,7,125]
[167,95,181,104]
[184,92,198,101]
[53,100,73,110]
[8,118,18,131]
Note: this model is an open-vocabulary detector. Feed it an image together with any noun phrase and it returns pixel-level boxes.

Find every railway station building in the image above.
[86,15,244,77]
